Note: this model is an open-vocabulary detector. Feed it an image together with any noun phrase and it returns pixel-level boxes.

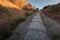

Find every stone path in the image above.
[23,12,50,40]
[6,12,50,40]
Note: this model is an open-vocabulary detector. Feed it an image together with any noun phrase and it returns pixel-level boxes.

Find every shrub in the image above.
[43,5,50,10]
[6,11,12,17]
[43,4,60,12]
[0,5,12,17]
[1,17,26,39]
[36,8,39,11]
[51,5,60,12]
[0,5,7,12]
[0,28,11,40]
[25,12,32,17]
[23,3,32,11]
[3,30,11,39]
[9,17,26,29]
[0,5,5,11]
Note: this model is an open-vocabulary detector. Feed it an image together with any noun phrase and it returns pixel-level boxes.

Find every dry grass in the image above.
[43,3,60,23]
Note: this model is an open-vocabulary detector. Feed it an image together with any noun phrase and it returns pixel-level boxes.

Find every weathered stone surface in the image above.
[23,12,50,40]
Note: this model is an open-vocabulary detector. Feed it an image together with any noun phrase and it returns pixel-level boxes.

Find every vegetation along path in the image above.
[6,12,50,40]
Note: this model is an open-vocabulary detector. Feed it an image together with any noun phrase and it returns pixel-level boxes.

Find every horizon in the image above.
[27,0,60,9]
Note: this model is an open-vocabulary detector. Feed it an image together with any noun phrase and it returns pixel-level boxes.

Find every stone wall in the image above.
[40,13,60,40]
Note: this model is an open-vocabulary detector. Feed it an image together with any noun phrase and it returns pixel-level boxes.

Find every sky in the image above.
[27,0,60,9]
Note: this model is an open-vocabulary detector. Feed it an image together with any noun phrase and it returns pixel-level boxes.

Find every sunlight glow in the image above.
[0,0,28,9]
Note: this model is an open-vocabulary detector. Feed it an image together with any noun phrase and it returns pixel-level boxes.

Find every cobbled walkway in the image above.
[23,12,50,40]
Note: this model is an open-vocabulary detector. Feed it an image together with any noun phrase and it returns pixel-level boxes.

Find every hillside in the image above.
[0,0,35,40]
[8,0,27,8]
[0,0,20,9]
[43,3,60,23]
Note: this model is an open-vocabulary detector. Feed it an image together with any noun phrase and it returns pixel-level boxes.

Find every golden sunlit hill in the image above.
[7,0,28,9]
[0,0,20,9]
[0,0,28,9]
